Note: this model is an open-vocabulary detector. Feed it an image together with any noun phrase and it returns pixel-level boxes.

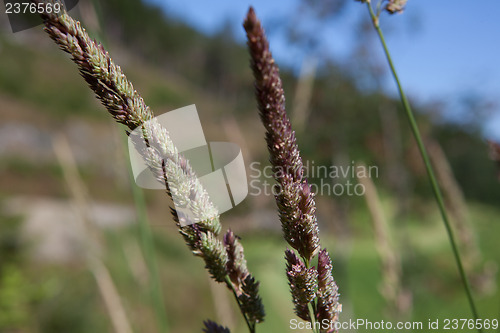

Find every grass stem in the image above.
[225,276,255,333]
[365,2,481,331]
[304,258,319,333]
[307,302,319,333]
[123,134,169,333]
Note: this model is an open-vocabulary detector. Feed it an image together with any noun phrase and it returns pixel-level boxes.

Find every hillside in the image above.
[0,1,498,332]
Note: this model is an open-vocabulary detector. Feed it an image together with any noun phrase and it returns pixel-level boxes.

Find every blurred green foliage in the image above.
[0,0,498,332]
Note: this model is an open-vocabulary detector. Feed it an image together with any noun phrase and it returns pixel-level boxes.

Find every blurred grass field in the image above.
[0,1,499,332]
[2,198,499,332]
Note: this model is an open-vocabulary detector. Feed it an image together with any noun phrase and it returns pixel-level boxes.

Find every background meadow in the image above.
[0,0,499,332]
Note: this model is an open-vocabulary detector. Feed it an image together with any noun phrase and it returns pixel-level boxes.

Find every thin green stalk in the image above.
[225,276,255,333]
[304,259,319,333]
[364,2,481,330]
[123,134,169,333]
[307,302,319,333]
[75,4,169,331]
[86,6,169,331]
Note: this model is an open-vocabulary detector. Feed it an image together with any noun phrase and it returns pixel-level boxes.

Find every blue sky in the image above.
[146,0,500,140]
